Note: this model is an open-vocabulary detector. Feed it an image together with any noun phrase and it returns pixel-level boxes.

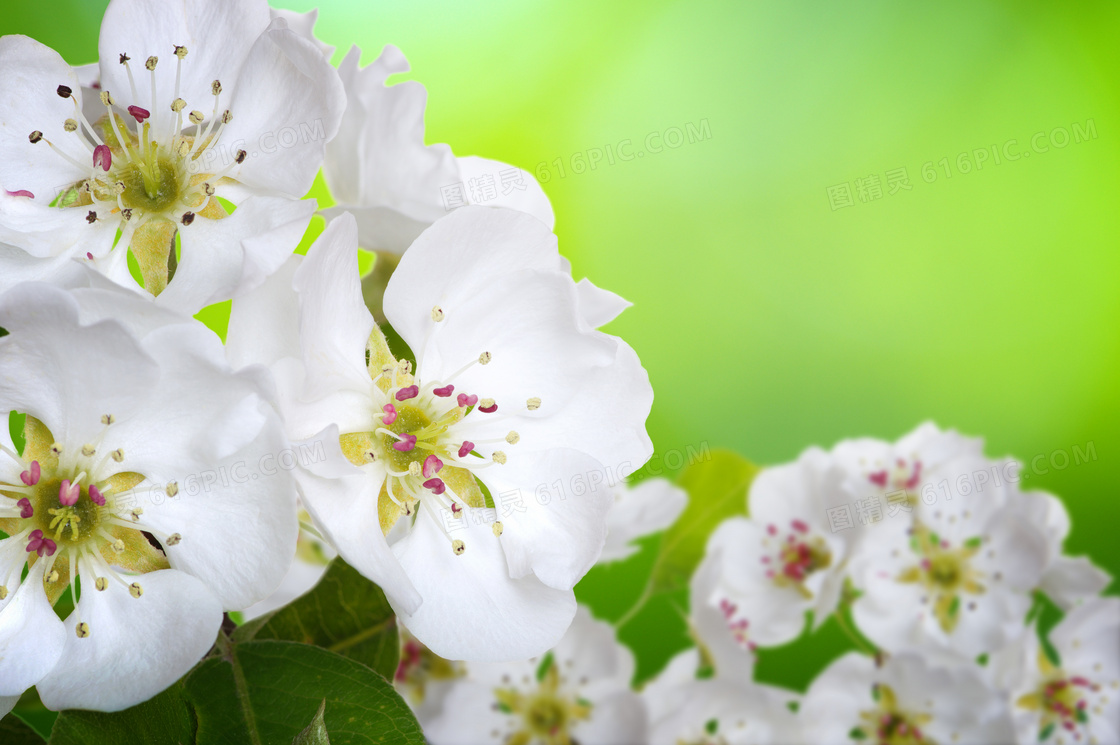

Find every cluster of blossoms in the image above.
[394,424,1116,745]
[0,0,658,724]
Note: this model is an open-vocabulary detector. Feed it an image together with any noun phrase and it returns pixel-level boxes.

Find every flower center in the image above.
[338,337,533,555]
[493,657,592,745]
[0,415,182,638]
[854,684,933,745]
[896,525,985,634]
[760,520,833,599]
[1016,652,1106,742]
[21,48,241,294]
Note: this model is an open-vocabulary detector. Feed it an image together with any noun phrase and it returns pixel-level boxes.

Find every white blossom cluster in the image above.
[396,424,1117,745]
[0,0,655,719]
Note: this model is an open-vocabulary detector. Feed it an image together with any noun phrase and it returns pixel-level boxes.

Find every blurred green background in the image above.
[5,0,1116,692]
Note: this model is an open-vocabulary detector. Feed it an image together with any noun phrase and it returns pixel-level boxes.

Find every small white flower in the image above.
[320,45,554,254]
[598,477,686,564]
[422,606,647,745]
[226,206,653,660]
[800,651,1017,744]
[698,447,859,648]
[0,0,345,312]
[394,626,467,728]
[1007,598,1120,745]
[0,282,297,711]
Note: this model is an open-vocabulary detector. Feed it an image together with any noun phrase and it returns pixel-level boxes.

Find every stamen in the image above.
[423,455,443,478]
[433,384,454,397]
[423,478,446,495]
[431,306,445,322]
[505,431,520,445]
[458,441,475,458]
[527,397,542,411]
[457,394,478,408]
[492,521,504,537]
[17,498,33,518]
[95,577,108,591]
[128,105,151,123]
[129,582,143,598]
[181,211,195,225]
[76,622,90,638]
[382,403,397,425]
[59,479,80,506]
[452,539,466,555]
[479,399,498,414]
[396,385,419,401]
[492,451,507,464]
[89,485,106,506]
[63,119,78,133]
[479,351,492,365]
[57,84,73,98]
[392,434,418,452]
[20,461,41,485]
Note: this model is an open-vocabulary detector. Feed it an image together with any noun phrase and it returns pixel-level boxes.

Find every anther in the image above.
[221,110,233,124]
[64,119,78,132]
[86,211,98,224]
[101,414,115,425]
[20,461,41,486]
[527,397,541,411]
[17,498,33,518]
[93,144,112,172]
[29,130,43,144]
[423,455,444,478]
[76,622,90,638]
[505,431,520,445]
[392,434,418,452]
[95,577,108,591]
[59,479,80,506]
[170,98,186,113]
[211,80,222,96]
[398,360,413,375]
[423,478,446,495]
[111,448,125,462]
[128,105,150,123]
[119,53,130,64]
[457,393,478,408]
[99,90,114,106]
[452,539,466,555]
[492,451,507,465]
[479,351,492,365]
[129,582,144,598]
[111,538,125,553]
[203,182,215,196]
[47,569,59,582]
[174,45,188,59]
[145,56,158,71]
[82,444,96,457]
[57,84,72,98]
[396,385,419,401]
[433,384,454,397]
[235,149,247,164]
[408,461,421,477]
[431,306,445,322]
[165,481,178,497]
[89,485,106,506]
[382,403,397,425]
[166,533,182,546]
[181,211,195,225]
[0,586,7,600]
[51,443,63,456]
[189,110,204,125]
[130,507,144,521]
[492,521,504,537]
[479,399,498,413]
[458,441,475,458]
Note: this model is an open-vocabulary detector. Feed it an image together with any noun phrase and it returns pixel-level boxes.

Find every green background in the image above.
[4,0,1116,691]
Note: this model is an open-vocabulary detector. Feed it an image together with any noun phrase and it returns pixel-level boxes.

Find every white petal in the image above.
[0,695,17,721]
[1041,555,1112,610]
[552,605,635,683]
[455,155,555,230]
[0,561,66,697]
[97,0,270,136]
[269,8,334,59]
[0,189,118,260]
[478,448,614,590]
[0,241,88,293]
[240,537,334,621]
[156,195,314,314]
[392,504,576,661]
[219,21,345,198]
[291,212,375,402]
[0,282,159,450]
[135,413,298,611]
[574,277,631,329]
[294,426,422,614]
[37,568,222,712]
[574,689,648,745]
[0,36,85,203]
[600,478,686,564]
[226,253,302,370]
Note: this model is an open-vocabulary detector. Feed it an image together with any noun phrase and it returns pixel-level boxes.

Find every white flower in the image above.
[239,516,336,621]
[394,625,467,728]
[226,206,653,660]
[0,282,297,711]
[598,477,686,564]
[1007,598,1120,745]
[1017,490,1111,611]
[422,606,647,745]
[0,0,345,313]
[800,651,1017,744]
[698,447,859,648]
[320,45,554,254]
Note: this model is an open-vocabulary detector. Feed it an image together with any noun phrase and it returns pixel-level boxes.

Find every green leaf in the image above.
[0,713,46,744]
[49,685,196,745]
[182,640,423,745]
[292,701,330,745]
[234,559,400,681]
[648,450,759,595]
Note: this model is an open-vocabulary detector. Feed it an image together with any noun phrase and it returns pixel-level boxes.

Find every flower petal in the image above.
[600,478,687,563]
[0,561,66,697]
[226,253,302,370]
[456,155,554,230]
[36,568,222,712]
[391,503,576,661]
